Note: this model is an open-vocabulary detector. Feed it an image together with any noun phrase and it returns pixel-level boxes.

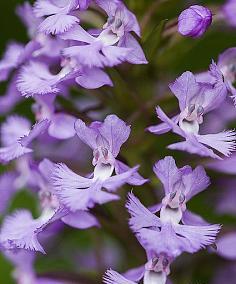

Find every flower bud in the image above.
[178,5,212,38]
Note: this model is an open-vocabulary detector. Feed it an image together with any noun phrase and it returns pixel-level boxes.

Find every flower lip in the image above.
[93,162,114,181]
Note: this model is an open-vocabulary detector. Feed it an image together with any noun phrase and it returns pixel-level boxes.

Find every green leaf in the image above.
[143,19,168,61]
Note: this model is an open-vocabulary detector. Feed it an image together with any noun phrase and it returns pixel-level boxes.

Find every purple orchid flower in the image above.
[148,66,236,159]
[197,48,236,106]
[104,262,172,284]
[0,42,25,82]
[0,40,42,83]
[17,59,113,97]
[0,158,99,253]
[31,94,77,139]
[104,250,173,284]
[17,2,76,62]
[151,156,210,225]
[17,3,67,61]
[59,1,147,68]
[16,2,43,38]
[0,172,18,214]
[74,114,148,186]
[52,115,147,212]
[0,115,50,163]
[33,0,83,35]
[122,261,174,284]
[96,0,141,36]
[0,98,77,160]
[0,76,22,115]
[178,5,212,38]
[0,1,68,113]
[126,193,221,258]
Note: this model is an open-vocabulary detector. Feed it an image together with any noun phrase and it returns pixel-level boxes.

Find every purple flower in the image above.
[16,2,74,61]
[104,254,173,284]
[103,266,167,284]
[0,172,18,214]
[152,156,210,225]
[60,24,146,67]
[0,77,23,116]
[1,2,69,82]
[52,115,147,212]
[52,162,137,211]
[75,114,148,186]
[31,95,77,139]
[0,159,65,253]
[197,48,236,106]
[0,158,99,253]
[126,193,221,258]
[148,67,236,159]
[96,0,141,36]
[0,42,25,82]
[17,60,113,96]
[34,0,82,35]
[59,1,147,68]
[16,2,43,38]
[0,116,50,163]
[213,48,236,105]
[178,5,212,38]
[0,96,76,146]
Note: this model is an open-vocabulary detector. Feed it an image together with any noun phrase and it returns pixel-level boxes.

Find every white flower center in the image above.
[97,29,120,46]
[160,190,186,224]
[179,104,204,134]
[143,271,167,284]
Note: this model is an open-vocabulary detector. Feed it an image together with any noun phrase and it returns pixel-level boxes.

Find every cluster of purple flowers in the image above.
[0,1,236,283]
[148,59,236,159]
[104,157,221,284]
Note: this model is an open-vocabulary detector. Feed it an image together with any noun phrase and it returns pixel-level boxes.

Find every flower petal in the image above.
[49,113,76,139]
[197,130,236,157]
[153,156,181,195]
[103,269,135,284]
[76,67,113,89]
[126,193,161,232]
[99,114,130,157]
[62,211,100,229]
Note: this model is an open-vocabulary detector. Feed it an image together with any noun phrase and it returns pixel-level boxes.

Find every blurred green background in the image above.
[1,0,236,283]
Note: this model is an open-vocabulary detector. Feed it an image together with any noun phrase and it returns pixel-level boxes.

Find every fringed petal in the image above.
[126,193,161,232]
